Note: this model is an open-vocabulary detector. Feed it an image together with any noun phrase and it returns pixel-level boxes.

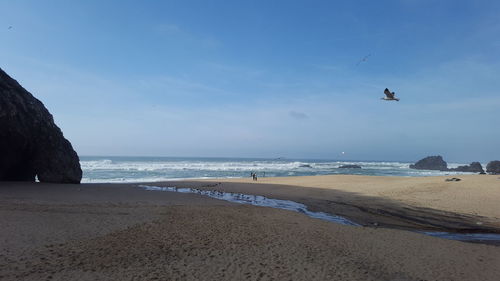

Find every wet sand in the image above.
[1,179,500,281]
[173,175,500,234]
[202,174,500,219]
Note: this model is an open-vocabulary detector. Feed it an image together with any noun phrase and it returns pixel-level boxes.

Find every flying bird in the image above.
[8,26,12,30]
[382,88,399,101]
[356,54,371,66]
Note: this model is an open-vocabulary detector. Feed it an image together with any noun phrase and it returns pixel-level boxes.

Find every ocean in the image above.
[80,156,477,183]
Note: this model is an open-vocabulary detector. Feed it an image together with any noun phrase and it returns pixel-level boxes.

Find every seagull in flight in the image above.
[382,88,399,101]
[356,54,371,66]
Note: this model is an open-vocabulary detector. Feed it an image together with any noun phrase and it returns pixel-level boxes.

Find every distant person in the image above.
[252,173,257,181]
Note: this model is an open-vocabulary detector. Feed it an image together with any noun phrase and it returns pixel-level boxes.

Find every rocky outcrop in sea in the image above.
[410,156,488,174]
[409,156,448,171]
[449,162,484,173]
[0,68,82,183]
[486,161,500,174]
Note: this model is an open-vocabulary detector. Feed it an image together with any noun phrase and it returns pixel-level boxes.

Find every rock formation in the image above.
[409,156,448,171]
[0,68,82,183]
[486,161,500,174]
[449,162,484,173]
[411,156,487,174]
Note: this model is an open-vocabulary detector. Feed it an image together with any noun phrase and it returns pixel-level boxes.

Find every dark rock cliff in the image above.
[0,68,82,183]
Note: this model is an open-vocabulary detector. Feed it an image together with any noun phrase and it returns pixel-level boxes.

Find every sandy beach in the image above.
[3,1,500,280]
[194,175,500,234]
[1,175,500,280]
[203,174,500,219]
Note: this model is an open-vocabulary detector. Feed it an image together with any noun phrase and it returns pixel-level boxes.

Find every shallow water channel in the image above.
[140,185,500,244]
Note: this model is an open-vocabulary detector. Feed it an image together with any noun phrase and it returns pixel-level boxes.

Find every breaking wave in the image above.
[80,156,480,183]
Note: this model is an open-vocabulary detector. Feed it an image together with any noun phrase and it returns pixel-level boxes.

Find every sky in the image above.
[1,0,499,162]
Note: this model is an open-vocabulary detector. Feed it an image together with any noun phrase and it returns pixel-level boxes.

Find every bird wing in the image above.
[384,88,394,99]
[356,54,370,66]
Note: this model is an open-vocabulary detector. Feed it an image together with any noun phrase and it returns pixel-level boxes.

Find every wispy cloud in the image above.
[136,75,226,97]
[154,23,182,34]
[311,64,343,72]
[204,62,265,78]
[289,110,308,120]
[425,97,500,112]
[153,23,222,49]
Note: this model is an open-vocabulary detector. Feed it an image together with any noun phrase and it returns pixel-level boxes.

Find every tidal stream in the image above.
[140,185,500,244]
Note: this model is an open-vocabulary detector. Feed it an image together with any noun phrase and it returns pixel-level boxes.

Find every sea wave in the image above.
[79,157,477,183]
[80,159,416,172]
[81,176,215,184]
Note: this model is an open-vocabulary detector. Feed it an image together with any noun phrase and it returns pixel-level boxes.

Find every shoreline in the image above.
[15,174,500,235]
[198,174,500,218]
[155,175,500,237]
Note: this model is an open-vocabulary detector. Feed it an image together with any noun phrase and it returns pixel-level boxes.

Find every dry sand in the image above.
[1,178,500,281]
[204,174,500,219]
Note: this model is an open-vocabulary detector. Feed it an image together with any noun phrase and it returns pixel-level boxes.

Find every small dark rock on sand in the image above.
[445,178,462,182]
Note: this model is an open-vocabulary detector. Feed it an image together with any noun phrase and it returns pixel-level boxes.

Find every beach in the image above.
[203,174,500,219]
[1,175,500,280]
[3,1,500,280]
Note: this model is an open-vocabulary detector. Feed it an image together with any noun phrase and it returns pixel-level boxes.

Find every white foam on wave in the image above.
[80,159,419,172]
[80,159,113,170]
[79,158,478,183]
[80,160,316,172]
[81,176,216,184]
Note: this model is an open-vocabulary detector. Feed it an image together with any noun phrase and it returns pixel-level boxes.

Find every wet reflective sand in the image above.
[141,185,500,244]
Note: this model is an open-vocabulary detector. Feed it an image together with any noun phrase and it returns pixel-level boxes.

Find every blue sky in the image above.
[1,0,499,162]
